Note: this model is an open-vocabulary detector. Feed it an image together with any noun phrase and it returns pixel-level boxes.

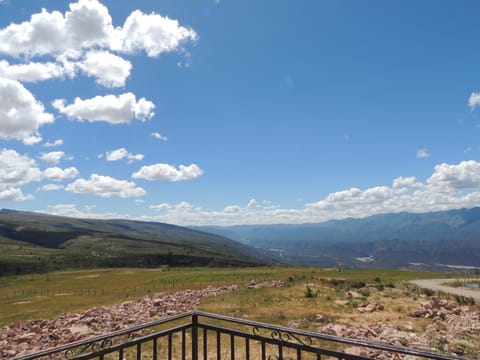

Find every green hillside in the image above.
[0,209,267,275]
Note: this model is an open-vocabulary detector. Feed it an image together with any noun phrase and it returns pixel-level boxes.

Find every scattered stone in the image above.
[318,296,480,358]
[357,302,384,313]
[345,291,364,299]
[1,281,283,358]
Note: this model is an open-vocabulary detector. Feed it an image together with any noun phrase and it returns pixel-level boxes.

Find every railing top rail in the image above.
[194,311,474,360]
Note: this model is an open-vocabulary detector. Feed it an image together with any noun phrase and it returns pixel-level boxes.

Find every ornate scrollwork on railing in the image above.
[252,326,313,347]
[62,336,117,359]
[64,349,75,359]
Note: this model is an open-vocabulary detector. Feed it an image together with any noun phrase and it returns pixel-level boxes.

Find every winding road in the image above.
[410,279,480,300]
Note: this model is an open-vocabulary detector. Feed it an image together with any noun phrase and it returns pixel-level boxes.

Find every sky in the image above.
[1,0,480,226]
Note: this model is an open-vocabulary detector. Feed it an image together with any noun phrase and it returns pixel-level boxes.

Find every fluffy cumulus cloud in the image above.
[133,160,480,226]
[0,78,54,144]
[52,93,155,124]
[105,148,143,163]
[43,166,79,181]
[79,51,132,88]
[427,161,480,192]
[0,0,197,59]
[0,60,69,83]
[132,163,203,181]
[0,0,112,58]
[0,187,33,201]
[65,174,145,198]
[39,151,73,164]
[0,149,41,201]
[110,10,198,57]
[0,148,42,186]
[0,0,198,142]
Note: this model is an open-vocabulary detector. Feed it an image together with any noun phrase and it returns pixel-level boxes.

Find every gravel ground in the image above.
[410,279,480,300]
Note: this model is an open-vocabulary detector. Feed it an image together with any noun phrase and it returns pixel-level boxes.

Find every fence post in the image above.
[192,313,198,360]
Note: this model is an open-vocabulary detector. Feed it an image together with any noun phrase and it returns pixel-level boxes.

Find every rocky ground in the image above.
[0,280,284,358]
[2,280,479,359]
[318,296,479,359]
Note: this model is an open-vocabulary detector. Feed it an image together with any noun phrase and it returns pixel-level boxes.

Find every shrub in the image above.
[421,288,435,297]
[305,286,317,298]
[348,280,366,289]
[454,295,475,306]
[358,288,371,297]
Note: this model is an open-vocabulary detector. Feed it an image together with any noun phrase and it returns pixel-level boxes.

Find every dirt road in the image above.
[410,279,480,300]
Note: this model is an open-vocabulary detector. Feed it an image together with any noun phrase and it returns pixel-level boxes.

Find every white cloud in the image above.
[105,147,144,163]
[53,92,155,124]
[65,174,146,198]
[468,92,480,111]
[39,151,73,164]
[0,78,54,144]
[0,187,33,201]
[149,203,170,211]
[416,148,431,158]
[0,0,113,58]
[44,139,64,147]
[43,166,79,181]
[79,50,131,87]
[47,204,89,218]
[37,183,64,192]
[133,160,480,225]
[0,148,42,187]
[392,176,423,190]
[151,132,168,141]
[23,135,43,146]
[0,60,69,83]
[427,160,480,191]
[175,201,193,212]
[110,10,198,57]
[132,163,203,181]
[224,205,241,213]
[0,0,197,62]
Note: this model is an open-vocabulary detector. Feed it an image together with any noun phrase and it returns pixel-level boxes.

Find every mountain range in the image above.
[193,207,480,271]
[2,207,480,274]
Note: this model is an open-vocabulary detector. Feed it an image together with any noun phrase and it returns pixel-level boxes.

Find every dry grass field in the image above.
[0,267,478,357]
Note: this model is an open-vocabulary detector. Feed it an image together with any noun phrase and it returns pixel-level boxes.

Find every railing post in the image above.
[192,313,198,360]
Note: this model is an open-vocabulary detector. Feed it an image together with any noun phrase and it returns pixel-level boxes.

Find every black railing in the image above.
[11,311,474,360]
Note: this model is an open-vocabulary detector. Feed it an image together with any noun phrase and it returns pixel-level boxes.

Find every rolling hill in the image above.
[0,209,270,275]
[194,207,480,270]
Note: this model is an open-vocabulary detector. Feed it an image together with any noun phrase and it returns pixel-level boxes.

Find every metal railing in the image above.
[11,311,474,360]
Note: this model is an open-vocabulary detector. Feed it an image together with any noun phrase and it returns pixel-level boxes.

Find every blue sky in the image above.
[1,0,480,225]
